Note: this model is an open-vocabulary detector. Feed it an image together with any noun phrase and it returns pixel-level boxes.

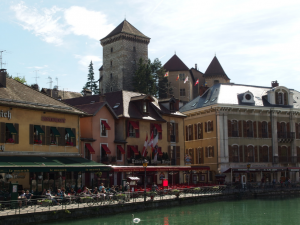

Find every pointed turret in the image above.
[204,56,230,87]
[163,54,189,71]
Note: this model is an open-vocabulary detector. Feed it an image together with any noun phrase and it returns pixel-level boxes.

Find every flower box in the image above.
[65,141,74,146]
[34,140,42,145]
[37,199,52,206]
[6,138,14,143]
[170,189,181,197]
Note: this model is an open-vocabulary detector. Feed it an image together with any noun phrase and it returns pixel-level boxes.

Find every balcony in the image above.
[170,135,176,142]
[277,132,295,143]
[232,131,239,137]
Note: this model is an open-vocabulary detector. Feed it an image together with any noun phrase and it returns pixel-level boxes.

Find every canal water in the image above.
[41,197,300,225]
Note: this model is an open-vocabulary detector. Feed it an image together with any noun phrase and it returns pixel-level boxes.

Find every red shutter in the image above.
[159,124,162,140]
[243,121,247,137]
[238,121,242,137]
[185,126,188,141]
[239,145,243,162]
[253,121,257,138]
[229,145,233,162]
[194,124,197,140]
[228,120,232,137]
[268,122,272,138]
[205,122,207,132]
[254,146,258,162]
[135,121,140,138]
[269,146,273,163]
[258,122,262,138]
[211,121,213,131]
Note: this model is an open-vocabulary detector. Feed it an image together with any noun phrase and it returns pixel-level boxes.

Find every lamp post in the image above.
[143,159,148,202]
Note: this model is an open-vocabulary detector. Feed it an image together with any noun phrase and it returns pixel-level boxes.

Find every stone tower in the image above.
[204,56,230,87]
[99,19,150,93]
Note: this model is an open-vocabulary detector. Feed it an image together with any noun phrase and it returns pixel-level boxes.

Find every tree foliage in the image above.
[82,61,99,95]
[13,76,27,84]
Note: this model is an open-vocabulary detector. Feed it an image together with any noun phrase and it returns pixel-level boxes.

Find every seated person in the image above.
[69,188,76,196]
[82,186,91,194]
[98,183,105,192]
[46,190,59,205]
[118,185,123,192]
[77,187,82,194]
[100,187,106,194]
[56,189,65,200]
[18,190,26,207]
[92,187,98,195]
[41,189,47,196]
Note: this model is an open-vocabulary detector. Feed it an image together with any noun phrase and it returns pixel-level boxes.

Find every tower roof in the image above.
[163,54,189,71]
[101,20,149,40]
[204,56,229,80]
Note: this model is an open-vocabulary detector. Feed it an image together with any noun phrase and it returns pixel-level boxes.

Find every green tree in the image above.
[13,76,27,84]
[82,61,99,95]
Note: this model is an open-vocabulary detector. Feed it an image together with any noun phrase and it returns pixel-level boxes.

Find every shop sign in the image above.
[0,110,11,120]
[41,116,66,123]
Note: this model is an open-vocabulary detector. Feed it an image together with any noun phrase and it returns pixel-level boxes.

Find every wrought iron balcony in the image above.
[277,132,295,142]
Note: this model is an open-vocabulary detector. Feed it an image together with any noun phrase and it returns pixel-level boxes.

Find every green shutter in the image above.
[50,127,60,137]
[34,125,45,134]
[65,128,75,138]
[6,123,17,134]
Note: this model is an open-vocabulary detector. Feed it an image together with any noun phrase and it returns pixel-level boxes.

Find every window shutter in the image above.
[269,146,273,162]
[229,145,233,162]
[168,146,171,160]
[238,120,242,137]
[72,128,76,147]
[243,120,247,137]
[0,122,5,143]
[275,92,279,104]
[135,121,140,138]
[159,124,162,140]
[194,124,197,140]
[244,145,248,162]
[175,123,179,143]
[228,120,232,137]
[45,126,50,145]
[277,122,280,132]
[288,146,291,162]
[287,122,290,132]
[211,146,214,157]
[190,125,193,140]
[42,125,46,145]
[284,92,288,105]
[253,121,257,138]
[258,122,262,138]
[29,124,34,145]
[278,146,282,157]
[127,121,129,137]
[211,121,213,131]
[167,122,170,142]
[238,145,242,162]
[196,148,199,164]
[14,123,19,144]
[205,122,207,132]
[205,147,208,157]
[254,146,258,162]
[296,123,299,139]
[259,146,263,162]
[185,126,188,141]
[268,122,272,138]
[127,145,131,158]
[201,123,203,139]
[58,127,65,146]
[176,146,180,165]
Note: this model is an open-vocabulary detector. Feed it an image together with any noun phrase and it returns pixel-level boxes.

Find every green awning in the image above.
[50,127,60,137]
[0,156,111,173]
[34,125,45,135]
[6,123,17,134]
[65,128,75,138]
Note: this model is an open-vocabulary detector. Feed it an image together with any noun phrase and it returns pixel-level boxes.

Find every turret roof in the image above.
[204,56,230,80]
[163,54,189,71]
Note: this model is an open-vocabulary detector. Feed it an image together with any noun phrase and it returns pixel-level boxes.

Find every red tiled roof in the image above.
[163,54,189,72]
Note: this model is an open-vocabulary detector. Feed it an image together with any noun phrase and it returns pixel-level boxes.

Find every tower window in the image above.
[133,47,136,52]
[111,47,113,53]
[110,73,112,79]
[111,61,112,67]
[110,87,113,92]
[180,88,185,96]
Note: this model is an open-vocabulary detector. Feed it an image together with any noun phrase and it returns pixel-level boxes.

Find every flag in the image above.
[194,79,199,86]
[148,131,154,148]
[164,72,169,77]
[176,74,179,81]
[142,133,148,157]
[152,134,159,161]
[184,76,188,84]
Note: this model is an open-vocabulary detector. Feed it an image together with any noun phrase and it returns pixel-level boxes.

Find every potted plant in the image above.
[37,199,52,206]
[146,191,157,197]
[50,140,57,145]
[65,141,73,146]
[6,138,14,143]
[193,187,201,193]
[171,189,181,197]
[80,196,93,203]
[115,193,126,201]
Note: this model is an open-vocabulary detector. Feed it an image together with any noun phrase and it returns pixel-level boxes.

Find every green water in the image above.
[41,197,300,225]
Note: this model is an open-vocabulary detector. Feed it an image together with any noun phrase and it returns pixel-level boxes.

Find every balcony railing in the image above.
[277,132,295,139]
[232,131,239,137]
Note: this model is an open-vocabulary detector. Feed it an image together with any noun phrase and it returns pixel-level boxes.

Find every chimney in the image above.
[83,89,92,96]
[99,94,106,102]
[195,64,197,70]
[272,80,279,87]
[0,69,7,88]
[31,84,39,91]
[199,85,209,96]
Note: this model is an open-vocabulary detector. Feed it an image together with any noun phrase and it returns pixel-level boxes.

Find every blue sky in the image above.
[1,0,300,93]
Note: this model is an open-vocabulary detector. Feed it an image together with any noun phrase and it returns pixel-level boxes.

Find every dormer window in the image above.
[241,91,255,104]
[143,101,148,113]
[170,102,174,111]
[275,89,288,105]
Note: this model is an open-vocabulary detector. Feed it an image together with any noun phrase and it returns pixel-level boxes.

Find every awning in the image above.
[117,145,125,154]
[0,156,111,173]
[128,177,140,181]
[102,145,111,154]
[130,145,139,155]
[50,127,60,137]
[129,121,139,130]
[157,148,163,156]
[154,124,162,132]
[34,125,45,135]
[101,121,111,130]
[112,166,210,172]
[65,128,75,138]
[6,123,17,134]
[85,143,95,154]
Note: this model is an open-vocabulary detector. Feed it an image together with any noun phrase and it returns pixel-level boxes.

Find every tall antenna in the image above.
[33,70,39,84]
[0,50,6,69]
[47,76,53,89]
[55,77,58,89]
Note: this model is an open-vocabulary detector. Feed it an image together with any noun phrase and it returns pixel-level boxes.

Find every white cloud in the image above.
[11,1,67,45]
[64,6,115,40]
[74,54,102,67]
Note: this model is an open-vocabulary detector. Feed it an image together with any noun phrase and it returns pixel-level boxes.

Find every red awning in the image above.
[154,124,162,132]
[117,145,125,154]
[101,121,111,130]
[130,146,139,155]
[101,145,111,154]
[85,143,95,154]
[129,121,139,130]
[157,148,163,156]
[112,166,210,172]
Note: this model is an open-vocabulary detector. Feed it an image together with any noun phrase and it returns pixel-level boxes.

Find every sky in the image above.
[0,0,300,93]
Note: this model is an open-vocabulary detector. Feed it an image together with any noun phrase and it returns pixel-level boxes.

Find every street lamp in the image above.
[143,159,148,202]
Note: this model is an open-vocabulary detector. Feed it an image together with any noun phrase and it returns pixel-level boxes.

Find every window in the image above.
[170,102,175,111]
[110,73,112,79]
[232,120,238,137]
[143,101,148,113]
[110,87,113,92]
[170,122,176,142]
[180,89,185,96]
[100,119,108,137]
[207,121,213,132]
[279,146,288,162]
[179,74,185,81]
[278,92,283,105]
[50,128,58,145]
[197,148,203,164]
[84,144,91,160]
[65,128,75,146]
[110,61,112,67]
[246,121,253,137]
[246,146,254,162]
[232,145,239,162]
[260,146,269,162]
[101,144,109,163]
[128,121,139,138]
[33,125,44,145]
[111,47,113,53]
[262,121,268,138]
[116,146,123,161]
[188,125,193,140]
[133,46,136,52]
[245,94,251,100]
[206,146,214,157]
[214,80,219,84]
[197,123,203,139]
[5,123,18,143]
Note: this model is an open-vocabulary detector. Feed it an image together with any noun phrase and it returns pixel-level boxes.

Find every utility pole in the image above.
[0,50,6,69]
[33,70,39,84]
[55,77,58,89]
[47,76,53,89]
